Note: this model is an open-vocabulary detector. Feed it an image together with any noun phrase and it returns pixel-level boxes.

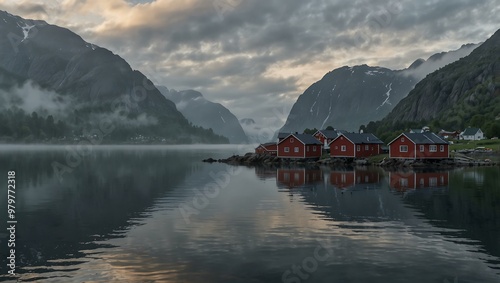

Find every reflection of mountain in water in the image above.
[0,149,194,280]
[399,167,500,266]
[269,166,500,272]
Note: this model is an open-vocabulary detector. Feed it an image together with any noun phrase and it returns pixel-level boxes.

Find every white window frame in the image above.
[420,145,425,152]
[284,147,290,153]
[430,145,437,152]
[365,145,369,150]
[341,145,347,152]
[440,145,445,152]
[294,147,299,153]
[313,146,317,152]
[357,145,361,152]
[400,145,408,152]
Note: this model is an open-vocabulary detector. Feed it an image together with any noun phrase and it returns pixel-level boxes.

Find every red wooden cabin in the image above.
[329,133,383,158]
[389,132,449,160]
[313,130,340,147]
[255,142,278,156]
[277,134,322,159]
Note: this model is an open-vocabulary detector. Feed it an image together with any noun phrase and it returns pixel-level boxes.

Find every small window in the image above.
[430,145,437,152]
[440,145,445,152]
[284,173,290,181]
[400,145,408,152]
[313,146,317,152]
[420,145,425,152]
[365,145,369,150]
[429,177,437,187]
[357,145,361,151]
[294,147,299,153]
[341,145,347,152]
[400,178,408,187]
[285,147,290,153]
[401,138,405,142]
[290,138,294,143]
[335,146,338,150]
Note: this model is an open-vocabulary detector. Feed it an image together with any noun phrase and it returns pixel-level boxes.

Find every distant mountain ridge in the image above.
[159,86,248,144]
[0,10,227,143]
[279,44,479,133]
[374,29,500,136]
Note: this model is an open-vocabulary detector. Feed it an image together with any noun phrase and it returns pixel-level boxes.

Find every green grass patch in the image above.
[450,139,500,151]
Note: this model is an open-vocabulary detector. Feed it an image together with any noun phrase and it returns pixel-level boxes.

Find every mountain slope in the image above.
[0,10,227,143]
[279,44,478,133]
[159,87,248,144]
[379,29,500,132]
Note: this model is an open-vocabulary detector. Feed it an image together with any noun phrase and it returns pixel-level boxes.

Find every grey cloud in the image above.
[41,0,500,124]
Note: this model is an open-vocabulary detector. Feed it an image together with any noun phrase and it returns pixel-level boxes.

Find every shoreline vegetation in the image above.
[203,152,500,168]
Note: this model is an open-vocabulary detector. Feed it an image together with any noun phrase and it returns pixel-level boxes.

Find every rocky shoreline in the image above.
[203,153,499,168]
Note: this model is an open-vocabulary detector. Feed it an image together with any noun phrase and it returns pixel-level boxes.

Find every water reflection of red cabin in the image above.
[389,171,449,192]
[255,167,277,180]
[330,170,380,189]
[277,169,323,189]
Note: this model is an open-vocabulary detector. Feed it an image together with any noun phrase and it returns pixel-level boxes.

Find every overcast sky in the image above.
[0,0,498,125]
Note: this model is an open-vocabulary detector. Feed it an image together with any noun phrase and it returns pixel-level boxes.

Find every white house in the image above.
[460,128,484,141]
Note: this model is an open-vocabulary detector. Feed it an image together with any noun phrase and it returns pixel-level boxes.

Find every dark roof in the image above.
[260,142,277,149]
[293,134,322,145]
[278,133,291,139]
[317,130,340,139]
[462,128,481,136]
[403,132,449,144]
[341,133,384,144]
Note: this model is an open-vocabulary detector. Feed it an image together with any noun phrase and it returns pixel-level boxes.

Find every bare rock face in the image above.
[279,44,479,133]
[382,29,500,126]
[160,87,249,144]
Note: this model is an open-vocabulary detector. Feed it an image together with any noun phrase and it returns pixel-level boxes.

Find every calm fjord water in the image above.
[0,145,499,283]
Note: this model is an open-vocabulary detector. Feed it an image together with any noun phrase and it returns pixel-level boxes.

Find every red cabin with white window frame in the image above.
[389,132,449,160]
[329,133,384,158]
[277,133,322,159]
[255,143,277,156]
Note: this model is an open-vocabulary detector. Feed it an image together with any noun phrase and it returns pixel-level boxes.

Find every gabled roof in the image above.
[331,133,384,145]
[389,132,449,145]
[279,133,322,145]
[294,134,322,145]
[461,128,481,136]
[278,133,291,139]
[257,142,277,150]
[315,130,340,139]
